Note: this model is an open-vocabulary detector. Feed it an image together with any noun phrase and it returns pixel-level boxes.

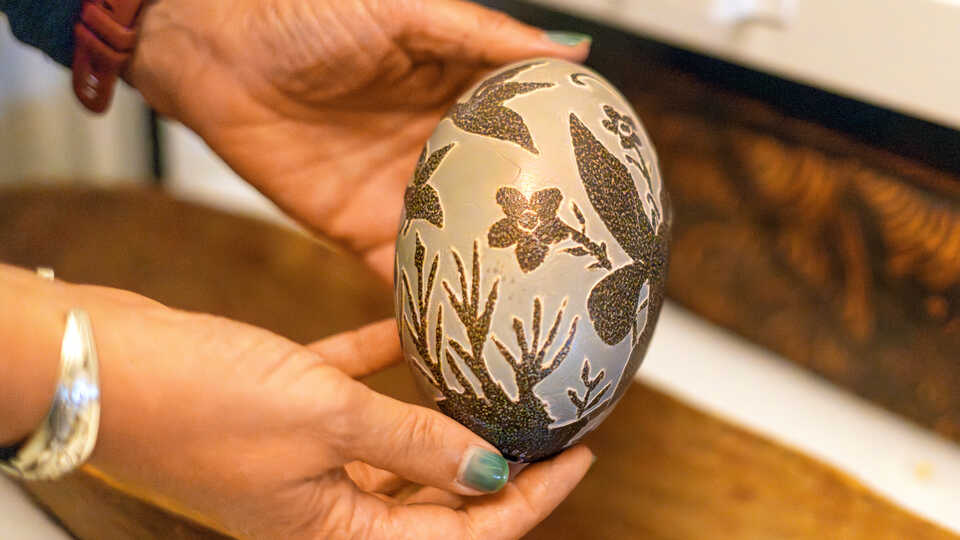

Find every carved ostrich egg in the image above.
[394,58,670,462]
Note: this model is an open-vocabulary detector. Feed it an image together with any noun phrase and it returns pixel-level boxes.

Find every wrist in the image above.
[0,266,157,480]
[0,266,69,446]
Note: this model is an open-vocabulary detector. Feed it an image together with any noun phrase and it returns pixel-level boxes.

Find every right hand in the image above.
[127,0,590,281]
[18,267,593,539]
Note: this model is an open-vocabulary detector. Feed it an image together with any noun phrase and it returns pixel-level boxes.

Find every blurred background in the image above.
[0,17,148,184]
[0,13,294,225]
[2,0,959,538]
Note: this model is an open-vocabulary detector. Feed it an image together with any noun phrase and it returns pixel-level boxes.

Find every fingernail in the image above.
[459,447,509,493]
[545,31,592,46]
[590,454,598,469]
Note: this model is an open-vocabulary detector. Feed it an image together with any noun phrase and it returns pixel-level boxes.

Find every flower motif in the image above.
[602,105,643,154]
[488,186,569,272]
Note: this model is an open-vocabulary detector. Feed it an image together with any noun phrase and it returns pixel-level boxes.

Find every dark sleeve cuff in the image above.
[1,0,84,67]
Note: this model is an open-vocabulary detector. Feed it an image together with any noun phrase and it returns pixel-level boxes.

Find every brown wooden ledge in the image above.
[1,187,954,539]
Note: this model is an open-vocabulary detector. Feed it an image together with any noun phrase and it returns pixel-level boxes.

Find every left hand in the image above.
[8,267,593,539]
[126,0,590,281]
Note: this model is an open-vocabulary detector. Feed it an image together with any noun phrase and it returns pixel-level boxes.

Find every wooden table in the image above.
[1,187,954,539]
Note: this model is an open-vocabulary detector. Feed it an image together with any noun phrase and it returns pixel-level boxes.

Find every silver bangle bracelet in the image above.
[0,268,101,481]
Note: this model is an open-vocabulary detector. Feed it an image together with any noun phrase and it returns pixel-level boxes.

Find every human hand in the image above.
[18,270,592,539]
[126,0,590,281]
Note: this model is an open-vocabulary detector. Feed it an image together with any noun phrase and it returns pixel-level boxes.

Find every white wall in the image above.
[524,0,960,130]
[0,16,149,186]
[160,120,296,228]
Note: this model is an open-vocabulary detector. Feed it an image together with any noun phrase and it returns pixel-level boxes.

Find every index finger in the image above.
[307,319,401,378]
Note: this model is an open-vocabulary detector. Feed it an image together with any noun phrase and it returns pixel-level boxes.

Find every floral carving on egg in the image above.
[397,59,670,462]
[487,186,611,273]
[601,105,662,231]
[570,112,667,347]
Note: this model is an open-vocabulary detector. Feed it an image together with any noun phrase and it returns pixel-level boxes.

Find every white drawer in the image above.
[524,0,960,130]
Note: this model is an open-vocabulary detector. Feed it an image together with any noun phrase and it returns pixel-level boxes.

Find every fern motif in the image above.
[492,298,579,399]
[567,358,611,419]
[399,233,471,392]
[397,234,598,461]
[443,241,501,399]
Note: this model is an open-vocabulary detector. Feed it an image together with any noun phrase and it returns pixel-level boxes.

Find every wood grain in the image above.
[1,187,954,539]
[614,60,960,443]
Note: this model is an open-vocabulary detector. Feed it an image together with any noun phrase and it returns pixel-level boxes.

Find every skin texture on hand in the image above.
[126,0,590,282]
[94,1,596,536]
[3,264,593,539]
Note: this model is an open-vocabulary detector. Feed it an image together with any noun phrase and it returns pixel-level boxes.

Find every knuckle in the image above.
[368,504,401,540]
[314,370,371,445]
[456,510,483,540]
[382,0,420,35]
[397,406,443,450]
[290,478,371,540]
[513,482,540,516]
[311,365,358,416]
[480,10,513,34]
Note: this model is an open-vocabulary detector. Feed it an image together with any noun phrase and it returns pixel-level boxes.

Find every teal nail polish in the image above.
[545,31,592,47]
[460,448,509,493]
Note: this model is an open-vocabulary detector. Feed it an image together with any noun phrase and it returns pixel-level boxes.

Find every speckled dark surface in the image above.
[570,112,669,349]
[402,142,455,233]
[447,62,553,155]
[399,234,594,461]
[398,60,674,460]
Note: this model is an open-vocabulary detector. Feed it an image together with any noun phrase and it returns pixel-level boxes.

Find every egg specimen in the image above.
[394,58,670,462]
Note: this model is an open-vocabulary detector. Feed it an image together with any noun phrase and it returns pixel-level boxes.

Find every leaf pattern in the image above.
[570,112,666,346]
[402,143,455,234]
[585,263,646,346]
[569,113,650,261]
[448,62,554,154]
[414,143,455,187]
[568,357,611,419]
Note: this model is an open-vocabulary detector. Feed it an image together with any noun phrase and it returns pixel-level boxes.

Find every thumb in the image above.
[326,372,510,495]
[396,0,591,64]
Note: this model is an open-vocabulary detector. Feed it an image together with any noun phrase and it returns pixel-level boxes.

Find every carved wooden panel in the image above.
[615,55,960,442]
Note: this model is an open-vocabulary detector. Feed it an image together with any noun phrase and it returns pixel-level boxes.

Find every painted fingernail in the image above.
[545,31,592,46]
[459,447,509,493]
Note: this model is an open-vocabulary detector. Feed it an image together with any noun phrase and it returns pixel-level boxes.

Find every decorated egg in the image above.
[394,58,670,462]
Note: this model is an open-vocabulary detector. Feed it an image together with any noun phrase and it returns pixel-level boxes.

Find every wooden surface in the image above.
[624,57,960,444]
[2,187,955,539]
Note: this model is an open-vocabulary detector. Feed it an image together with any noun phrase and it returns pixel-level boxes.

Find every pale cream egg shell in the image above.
[394,58,668,462]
